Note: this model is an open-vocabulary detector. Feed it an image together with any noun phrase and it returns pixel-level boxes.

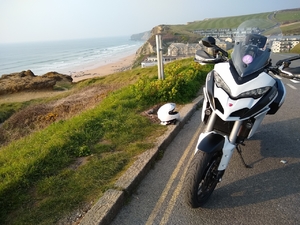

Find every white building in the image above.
[141,56,177,68]
[167,43,202,57]
[271,39,300,53]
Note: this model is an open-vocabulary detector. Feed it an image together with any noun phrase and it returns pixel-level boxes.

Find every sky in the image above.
[0,0,300,44]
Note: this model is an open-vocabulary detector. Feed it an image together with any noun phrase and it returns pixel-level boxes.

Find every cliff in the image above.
[130,31,151,41]
[132,25,201,67]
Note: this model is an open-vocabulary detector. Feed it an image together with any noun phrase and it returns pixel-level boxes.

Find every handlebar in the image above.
[274,54,300,80]
[194,49,228,65]
[275,54,300,66]
[194,57,226,64]
[268,66,280,75]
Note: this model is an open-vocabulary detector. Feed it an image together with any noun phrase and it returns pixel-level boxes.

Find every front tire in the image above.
[184,150,222,208]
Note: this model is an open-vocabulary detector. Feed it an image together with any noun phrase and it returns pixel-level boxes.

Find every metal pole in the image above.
[156,34,164,80]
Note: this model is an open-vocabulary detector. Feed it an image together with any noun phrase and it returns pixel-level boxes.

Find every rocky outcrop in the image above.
[0,70,72,95]
[130,31,151,41]
[135,25,201,56]
[136,41,155,56]
[133,24,201,67]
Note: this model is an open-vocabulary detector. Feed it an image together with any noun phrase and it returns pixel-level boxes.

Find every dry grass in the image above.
[0,70,72,95]
[0,85,113,146]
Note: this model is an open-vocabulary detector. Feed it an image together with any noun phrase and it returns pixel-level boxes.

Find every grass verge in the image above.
[0,58,212,224]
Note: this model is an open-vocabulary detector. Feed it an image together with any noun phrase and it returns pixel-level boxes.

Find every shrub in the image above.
[132,59,212,104]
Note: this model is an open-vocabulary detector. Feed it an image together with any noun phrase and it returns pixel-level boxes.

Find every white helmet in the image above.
[157,103,180,125]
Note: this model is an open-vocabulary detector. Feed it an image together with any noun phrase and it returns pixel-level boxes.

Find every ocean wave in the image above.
[0,37,144,76]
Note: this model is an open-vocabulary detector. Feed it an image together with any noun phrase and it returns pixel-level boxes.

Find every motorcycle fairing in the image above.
[214,63,276,98]
[267,78,286,115]
[247,109,268,138]
[205,63,278,121]
[239,85,277,119]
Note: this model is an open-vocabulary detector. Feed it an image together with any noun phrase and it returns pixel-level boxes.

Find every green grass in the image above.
[280,22,300,35]
[274,10,300,22]
[0,102,25,123]
[0,58,212,224]
[291,43,300,53]
[183,13,271,30]
[172,9,300,35]
[0,98,49,123]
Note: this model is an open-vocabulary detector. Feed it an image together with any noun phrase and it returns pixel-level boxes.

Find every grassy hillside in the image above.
[180,9,300,33]
[183,13,271,30]
[281,21,300,35]
[274,8,300,22]
[0,58,212,224]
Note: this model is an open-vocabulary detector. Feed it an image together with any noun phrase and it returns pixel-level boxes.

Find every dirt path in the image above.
[0,90,67,104]
[281,21,300,27]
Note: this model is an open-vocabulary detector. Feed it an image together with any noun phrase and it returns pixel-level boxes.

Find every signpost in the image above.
[156,34,164,80]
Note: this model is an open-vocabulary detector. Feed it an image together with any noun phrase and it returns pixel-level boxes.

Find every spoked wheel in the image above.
[184,150,222,208]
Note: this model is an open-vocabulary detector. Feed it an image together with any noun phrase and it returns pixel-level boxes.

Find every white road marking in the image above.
[290,79,300,84]
[145,122,204,225]
[287,83,297,90]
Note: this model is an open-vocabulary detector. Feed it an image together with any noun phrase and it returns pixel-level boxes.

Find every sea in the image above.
[0,36,144,76]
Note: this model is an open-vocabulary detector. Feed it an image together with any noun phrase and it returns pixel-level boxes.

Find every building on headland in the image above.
[141,43,202,68]
[167,43,202,57]
[271,38,300,52]
[141,56,178,68]
[141,39,234,68]
[194,27,300,53]
[193,27,260,40]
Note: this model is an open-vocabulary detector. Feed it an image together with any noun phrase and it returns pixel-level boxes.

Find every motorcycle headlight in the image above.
[237,86,271,99]
[214,71,231,94]
[214,71,271,99]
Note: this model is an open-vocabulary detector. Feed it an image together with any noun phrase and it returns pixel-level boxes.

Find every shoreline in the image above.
[71,53,137,82]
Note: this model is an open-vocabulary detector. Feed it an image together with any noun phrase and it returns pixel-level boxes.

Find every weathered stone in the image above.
[79,189,124,225]
[0,70,72,95]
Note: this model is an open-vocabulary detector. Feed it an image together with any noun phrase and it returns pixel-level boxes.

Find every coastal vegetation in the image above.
[0,58,212,224]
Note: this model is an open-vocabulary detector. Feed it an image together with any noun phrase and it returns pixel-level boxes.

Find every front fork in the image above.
[196,111,243,171]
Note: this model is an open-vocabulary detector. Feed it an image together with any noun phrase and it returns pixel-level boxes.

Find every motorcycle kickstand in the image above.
[236,144,252,168]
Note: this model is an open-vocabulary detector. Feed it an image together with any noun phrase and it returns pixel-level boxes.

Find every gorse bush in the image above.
[132,59,212,104]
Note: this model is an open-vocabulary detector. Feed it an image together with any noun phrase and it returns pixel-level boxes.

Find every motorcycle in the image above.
[184,20,300,208]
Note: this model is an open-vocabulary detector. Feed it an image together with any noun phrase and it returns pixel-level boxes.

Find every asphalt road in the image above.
[111,54,300,225]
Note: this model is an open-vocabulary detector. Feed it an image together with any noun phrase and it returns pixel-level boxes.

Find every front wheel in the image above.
[184,150,222,208]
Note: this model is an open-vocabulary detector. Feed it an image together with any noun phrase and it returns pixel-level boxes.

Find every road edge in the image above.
[79,95,203,225]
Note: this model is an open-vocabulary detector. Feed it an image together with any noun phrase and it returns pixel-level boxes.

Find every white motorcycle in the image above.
[184,20,300,208]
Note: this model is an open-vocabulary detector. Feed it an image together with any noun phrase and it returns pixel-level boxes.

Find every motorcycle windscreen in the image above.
[231,42,271,78]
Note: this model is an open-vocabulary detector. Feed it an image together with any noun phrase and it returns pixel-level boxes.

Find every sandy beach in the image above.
[0,53,139,103]
[71,54,137,82]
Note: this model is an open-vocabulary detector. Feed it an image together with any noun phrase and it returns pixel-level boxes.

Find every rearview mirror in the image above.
[202,36,216,47]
